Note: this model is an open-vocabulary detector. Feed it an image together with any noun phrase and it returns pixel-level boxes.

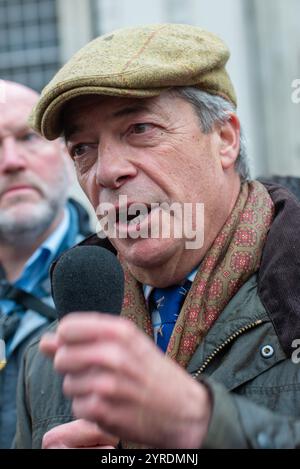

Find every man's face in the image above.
[64,92,238,281]
[0,82,69,243]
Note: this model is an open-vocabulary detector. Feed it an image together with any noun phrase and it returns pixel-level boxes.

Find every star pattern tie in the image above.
[150,280,191,352]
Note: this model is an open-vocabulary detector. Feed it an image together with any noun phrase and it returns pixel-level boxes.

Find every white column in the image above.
[96,0,165,34]
[56,0,94,63]
[163,0,193,24]
[253,0,300,176]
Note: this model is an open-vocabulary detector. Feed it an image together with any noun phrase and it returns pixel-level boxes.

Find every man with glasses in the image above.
[0,81,91,447]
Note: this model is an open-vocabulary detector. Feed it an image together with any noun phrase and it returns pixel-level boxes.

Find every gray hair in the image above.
[172,87,250,181]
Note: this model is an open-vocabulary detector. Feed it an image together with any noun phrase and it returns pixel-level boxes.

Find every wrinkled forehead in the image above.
[61,94,161,140]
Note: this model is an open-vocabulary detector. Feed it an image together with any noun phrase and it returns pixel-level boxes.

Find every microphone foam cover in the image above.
[52,246,124,319]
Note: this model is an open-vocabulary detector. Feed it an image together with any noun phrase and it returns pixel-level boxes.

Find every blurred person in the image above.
[14,25,300,449]
[0,81,91,448]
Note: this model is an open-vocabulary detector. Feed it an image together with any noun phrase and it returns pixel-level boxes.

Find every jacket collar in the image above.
[258,182,300,357]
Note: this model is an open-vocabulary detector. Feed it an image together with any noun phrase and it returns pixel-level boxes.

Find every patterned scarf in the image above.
[120,181,274,368]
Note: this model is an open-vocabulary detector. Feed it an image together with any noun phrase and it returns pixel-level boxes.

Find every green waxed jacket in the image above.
[14,183,300,448]
[191,275,300,449]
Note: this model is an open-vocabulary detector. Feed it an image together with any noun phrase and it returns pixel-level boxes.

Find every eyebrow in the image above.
[111,104,150,118]
[64,125,82,142]
[0,125,32,140]
[64,104,151,142]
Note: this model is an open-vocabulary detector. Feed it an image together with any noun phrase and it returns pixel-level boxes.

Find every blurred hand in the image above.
[42,419,119,449]
[40,312,211,448]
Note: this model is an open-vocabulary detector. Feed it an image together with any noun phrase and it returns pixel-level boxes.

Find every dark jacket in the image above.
[14,184,300,449]
[0,199,91,449]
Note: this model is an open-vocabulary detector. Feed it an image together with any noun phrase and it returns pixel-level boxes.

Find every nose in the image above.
[96,142,137,189]
[0,137,27,173]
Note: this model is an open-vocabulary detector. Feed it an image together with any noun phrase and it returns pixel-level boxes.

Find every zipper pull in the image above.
[0,339,6,370]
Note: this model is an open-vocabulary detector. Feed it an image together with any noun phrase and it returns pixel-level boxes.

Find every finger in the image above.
[80,446,117,449]
[72,394,106,424]
[63,368,120,398]
[53,342,127,374]
[42,419,119,449]
[56,313,134,345]
[39,333,59,357]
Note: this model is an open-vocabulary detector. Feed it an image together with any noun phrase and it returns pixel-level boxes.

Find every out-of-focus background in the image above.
[1,0,299,219]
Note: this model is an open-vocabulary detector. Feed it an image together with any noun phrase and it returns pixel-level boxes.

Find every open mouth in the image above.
[97,201,161,239]
[116,205,152,226]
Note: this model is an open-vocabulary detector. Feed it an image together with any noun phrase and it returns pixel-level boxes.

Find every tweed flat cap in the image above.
[30,23,237,140]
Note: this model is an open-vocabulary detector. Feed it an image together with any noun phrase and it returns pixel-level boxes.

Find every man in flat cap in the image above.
[15,24,300,449]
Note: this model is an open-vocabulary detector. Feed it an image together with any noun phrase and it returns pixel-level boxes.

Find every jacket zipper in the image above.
[193,319,263,379]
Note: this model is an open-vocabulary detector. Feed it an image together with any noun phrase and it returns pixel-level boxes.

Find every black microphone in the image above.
[51,246,124,319]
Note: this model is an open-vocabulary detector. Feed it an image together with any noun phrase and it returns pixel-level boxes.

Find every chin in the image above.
[113,236,182,269]
[3,201,41,219]
[0,199,55,232]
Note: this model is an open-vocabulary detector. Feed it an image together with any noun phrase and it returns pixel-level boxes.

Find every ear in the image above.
[218,113,241,171]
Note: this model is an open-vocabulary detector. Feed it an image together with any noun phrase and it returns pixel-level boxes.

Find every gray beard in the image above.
[0,197,66,247]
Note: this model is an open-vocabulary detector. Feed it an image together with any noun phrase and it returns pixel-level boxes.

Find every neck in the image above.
[0,210,64,282]
[128,249,203,288]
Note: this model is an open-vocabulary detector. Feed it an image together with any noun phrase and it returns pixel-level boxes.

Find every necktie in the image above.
[150,280,191,352]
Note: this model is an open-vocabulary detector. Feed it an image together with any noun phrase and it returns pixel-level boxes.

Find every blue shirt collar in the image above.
[14,208,70,292]
[21,208,70,274]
